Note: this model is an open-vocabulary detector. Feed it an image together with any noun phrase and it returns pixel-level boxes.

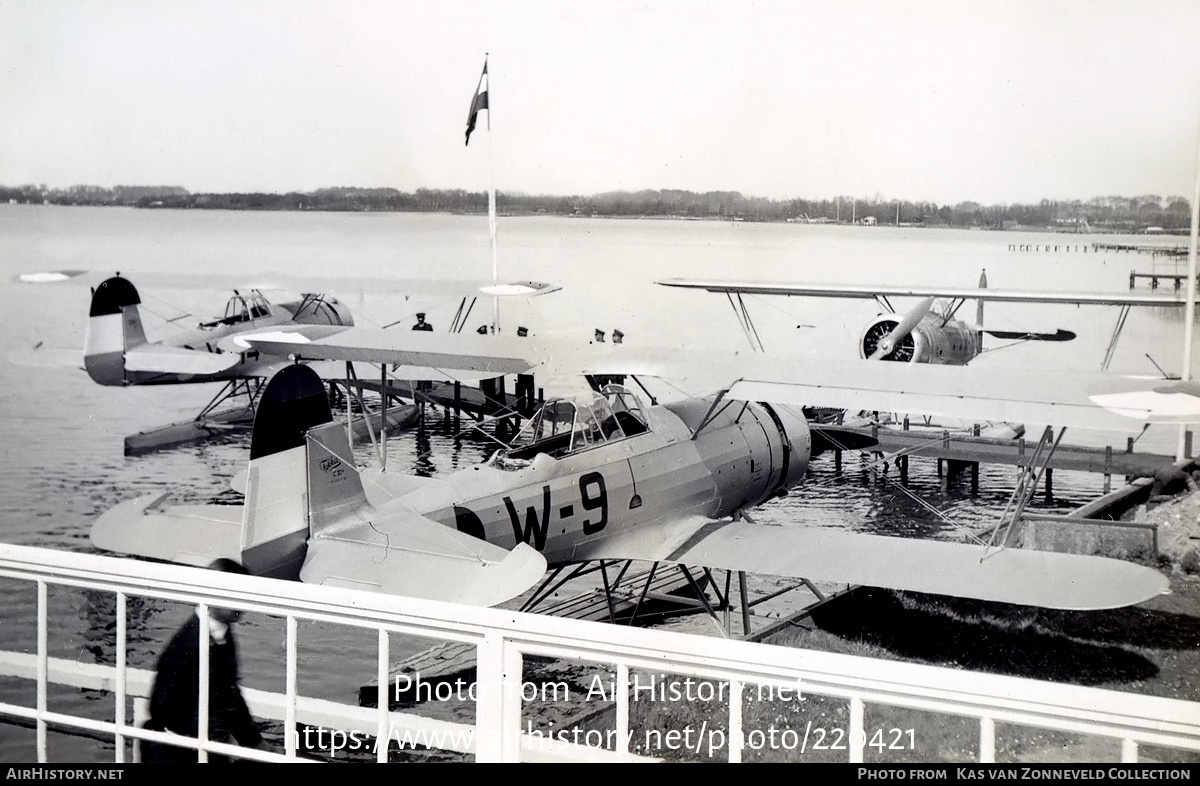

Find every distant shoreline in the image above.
[1,186,1191,236]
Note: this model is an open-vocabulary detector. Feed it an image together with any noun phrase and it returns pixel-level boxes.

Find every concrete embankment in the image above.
[1139,484,1200,574]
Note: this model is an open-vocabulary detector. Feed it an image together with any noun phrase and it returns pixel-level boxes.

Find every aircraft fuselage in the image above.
[384,395,812,566]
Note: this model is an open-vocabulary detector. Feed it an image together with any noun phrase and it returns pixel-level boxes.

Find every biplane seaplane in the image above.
[90,325,1191,617]
[19,269,559,453]
[657,273,1191,365]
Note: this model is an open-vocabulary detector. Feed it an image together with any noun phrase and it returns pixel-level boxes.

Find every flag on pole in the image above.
[465,59,489,146]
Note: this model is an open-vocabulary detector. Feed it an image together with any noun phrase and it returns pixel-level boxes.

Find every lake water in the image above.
[0,205,1193,761]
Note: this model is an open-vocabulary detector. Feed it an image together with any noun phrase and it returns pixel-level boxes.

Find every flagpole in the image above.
[486,55,499,333]
[1176,119,1200,461]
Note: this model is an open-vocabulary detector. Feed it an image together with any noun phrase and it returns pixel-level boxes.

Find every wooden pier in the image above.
[1006,241,1186,258]
[1095,242,1186,257]
[816,423,1178,481]
[1129,270,1197,290]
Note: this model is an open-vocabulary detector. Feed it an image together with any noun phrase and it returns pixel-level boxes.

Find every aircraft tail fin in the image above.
[83,275,147,385]
[240,363,348,578]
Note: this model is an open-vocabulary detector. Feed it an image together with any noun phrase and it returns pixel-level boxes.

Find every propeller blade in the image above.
[868,296,934,360]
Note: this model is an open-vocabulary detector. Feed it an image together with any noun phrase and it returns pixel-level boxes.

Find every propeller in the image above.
[865,296,934,361]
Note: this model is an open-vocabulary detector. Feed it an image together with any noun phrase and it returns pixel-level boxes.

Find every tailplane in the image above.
[83,275,147,385]
[239,363,352,577]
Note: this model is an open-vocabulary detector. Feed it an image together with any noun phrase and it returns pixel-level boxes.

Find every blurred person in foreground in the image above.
[141,558,267,763]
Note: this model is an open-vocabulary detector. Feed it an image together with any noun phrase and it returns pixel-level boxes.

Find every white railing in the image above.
[0,542,1198,764]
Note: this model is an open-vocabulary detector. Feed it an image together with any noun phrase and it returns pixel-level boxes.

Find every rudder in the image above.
[83,275,147,385]
[241,364,339,578]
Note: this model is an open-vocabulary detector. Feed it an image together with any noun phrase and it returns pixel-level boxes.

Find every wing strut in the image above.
[725,292,766,352]
[1102,304,1132,371]
[981,425,1066,557]
[628,375,658,406]
[690,387,735,440]
[449,296,478,333]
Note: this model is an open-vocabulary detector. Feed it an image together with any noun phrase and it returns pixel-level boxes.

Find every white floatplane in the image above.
[90,326,1195,612]
[657,275,1191,365]
[19,270,559,453]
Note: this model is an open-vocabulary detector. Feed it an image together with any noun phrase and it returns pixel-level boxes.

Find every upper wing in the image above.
[657,278,1191,307]
[1088,380,1200,424]
[243,329,1199,430]
[585,518,1169,611]
[575,349,1200,432]
[17,269,560,299]
[244,327,538,376]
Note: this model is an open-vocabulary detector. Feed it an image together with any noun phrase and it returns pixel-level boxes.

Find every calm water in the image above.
[0,205,1193,761]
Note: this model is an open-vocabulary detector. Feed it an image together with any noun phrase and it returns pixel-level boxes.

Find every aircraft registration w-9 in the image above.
[90,327,1197,612]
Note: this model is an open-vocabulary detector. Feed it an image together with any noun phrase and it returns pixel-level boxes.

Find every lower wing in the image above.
[577,518,1168,611]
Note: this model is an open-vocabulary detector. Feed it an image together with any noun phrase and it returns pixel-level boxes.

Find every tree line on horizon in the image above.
[0,183,1191,232]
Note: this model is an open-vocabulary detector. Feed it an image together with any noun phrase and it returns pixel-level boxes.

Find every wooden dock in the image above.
[1096,242,1186,257]
[816,423,1177,479]
[1129,270,1197,290]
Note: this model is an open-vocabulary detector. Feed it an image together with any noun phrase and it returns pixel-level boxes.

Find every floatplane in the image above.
[18,270,558,454]
[657,274,1191,366]
[90,325,1196,633]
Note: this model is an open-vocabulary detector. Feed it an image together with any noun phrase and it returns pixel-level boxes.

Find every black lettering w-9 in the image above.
[579,472,608,535]
[504,485,551,551]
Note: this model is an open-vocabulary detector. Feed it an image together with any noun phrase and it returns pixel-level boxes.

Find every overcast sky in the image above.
[2,0,1199,204]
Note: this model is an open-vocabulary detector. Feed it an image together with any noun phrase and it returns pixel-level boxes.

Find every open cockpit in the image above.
[494,385,650,466]
[201,290,273,329]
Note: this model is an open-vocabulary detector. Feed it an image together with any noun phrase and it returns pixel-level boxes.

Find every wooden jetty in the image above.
[1095,242,1186,257]
[816,423,1178,488]
[1129,269,1197,290]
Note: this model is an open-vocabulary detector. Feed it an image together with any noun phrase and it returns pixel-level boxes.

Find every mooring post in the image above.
[971,462,979,494]
[1044,468,1053,502]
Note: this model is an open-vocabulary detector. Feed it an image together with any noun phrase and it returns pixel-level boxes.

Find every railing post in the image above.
[979,716,996,762]
[849,696,864,763]
[285,616,298,759]
[115,591,127,763]
[475,632,522,762]
[36,580,47,763]
[615,664,630,757]
[728,679,743,763]
[197,603,209,763]
[376,628,389,763]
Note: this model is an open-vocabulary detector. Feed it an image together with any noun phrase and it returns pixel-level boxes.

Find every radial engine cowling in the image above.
[665,398,812,515]
[859,316,979,365]
[284,295,355,327]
